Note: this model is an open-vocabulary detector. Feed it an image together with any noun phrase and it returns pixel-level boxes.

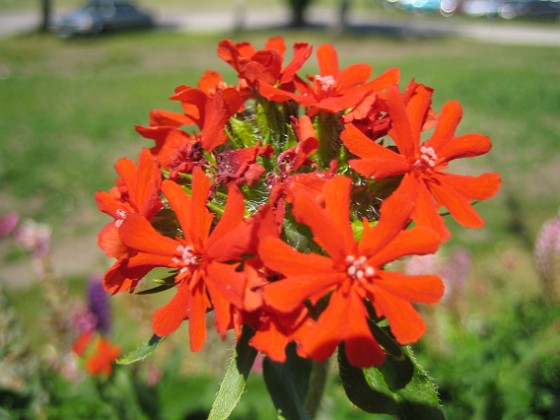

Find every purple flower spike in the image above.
[87,276,112,334]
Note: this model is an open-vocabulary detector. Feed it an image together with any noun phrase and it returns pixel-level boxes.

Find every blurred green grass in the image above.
[1,30,558,243]
[1,25,559,418]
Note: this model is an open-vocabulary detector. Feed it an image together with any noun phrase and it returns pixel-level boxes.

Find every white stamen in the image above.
[314,75,335,91]
[414,145,438,170]
[345,255,356,264]
[115,209,127,227]
[345,254,376,280]
[176,245,199,267]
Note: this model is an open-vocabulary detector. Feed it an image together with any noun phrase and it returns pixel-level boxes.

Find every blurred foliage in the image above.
[415,298,560,419]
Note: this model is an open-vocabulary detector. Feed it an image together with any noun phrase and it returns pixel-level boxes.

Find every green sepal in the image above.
[117,334,164,365]
[262,344,312,420]
[208,326,257,420]
[255,101,274,146]
[338,344,446,419]
[228,116,259,148]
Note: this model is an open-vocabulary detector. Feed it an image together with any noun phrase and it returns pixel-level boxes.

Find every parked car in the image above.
[54,0,154,38]
[461,0,503,16]
[396,0,445,13]
[498,0,560,19]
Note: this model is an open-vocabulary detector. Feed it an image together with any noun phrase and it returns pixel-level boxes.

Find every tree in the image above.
[39,0,52,32]
[287,0,313,27]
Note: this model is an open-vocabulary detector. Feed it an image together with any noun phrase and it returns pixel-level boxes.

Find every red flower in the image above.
[227,258,316,363]
[276,115,319,175]
[135,126,203,178]
[216,144,273,187]
[95,148,162,260]
[259,176,444,367]
[343,79,438,141]
[218,37,312,90]
[85,337,121,376]
[259,43,399,115]
[72,331,93,356]
[342,84,501,241]
[149,70,245,130]
[117,167,255,350]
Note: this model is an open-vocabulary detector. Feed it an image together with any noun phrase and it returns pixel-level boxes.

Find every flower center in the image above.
[345,255,375,280]
[314,75,335,92]
[413,145,438,172]
[115,209,127,228]
[174,245,200,273]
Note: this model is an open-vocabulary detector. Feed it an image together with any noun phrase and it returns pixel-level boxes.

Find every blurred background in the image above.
[1,0,560,418]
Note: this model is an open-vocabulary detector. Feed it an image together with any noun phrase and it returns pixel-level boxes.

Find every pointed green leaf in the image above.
[378,347,414,392]
[263,344,312,420]
[338,344,398,414]
[117,334,164,365]
[208,326,257,420]
[367,318,405,360]
[338,344,446,419]
[136,283,175,295]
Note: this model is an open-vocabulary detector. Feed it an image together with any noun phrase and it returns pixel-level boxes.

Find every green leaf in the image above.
[367,319,405,360]
[338,344,446,419]
[117,334,164,365]
[135,283,175,295]
[263,344,313,420]
[208,326,257,420]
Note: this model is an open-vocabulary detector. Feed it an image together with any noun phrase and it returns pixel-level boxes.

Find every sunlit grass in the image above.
[2,31,558,239]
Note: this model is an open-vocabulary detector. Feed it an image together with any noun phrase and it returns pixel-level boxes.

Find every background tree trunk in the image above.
[337,0,350,32]
[287,0,313,27]
[39,0,52,33]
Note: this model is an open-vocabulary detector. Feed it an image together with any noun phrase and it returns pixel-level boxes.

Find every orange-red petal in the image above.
[428,100,463,151]
[298,289,348,361]
[263,273,343,314]
[428,177,485,228]
[370,283,428,344]
[437,172,501,201]
[316,43,339,76]
[368,227,440,268]
[162,179,194,242]
[385,86,416,158]
[359,185,414,257]
[259,236,334,276]
[435,133,492,161]
[119,214,178,256]
[343,290,386,367]
[152,282,190,337]
[406,83,433,143]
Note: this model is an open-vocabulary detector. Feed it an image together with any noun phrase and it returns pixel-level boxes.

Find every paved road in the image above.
[2,7,560,46]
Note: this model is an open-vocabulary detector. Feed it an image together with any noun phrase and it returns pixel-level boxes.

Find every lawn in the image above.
[1,24,559,418]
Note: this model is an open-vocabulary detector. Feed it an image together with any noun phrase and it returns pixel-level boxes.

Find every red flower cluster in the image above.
[96,37,500,368]
[72,332,121,376]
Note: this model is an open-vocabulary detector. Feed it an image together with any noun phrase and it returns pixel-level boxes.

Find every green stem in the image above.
[258,95,286,149]
[316,111,342,169]
[304,359,329,418]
